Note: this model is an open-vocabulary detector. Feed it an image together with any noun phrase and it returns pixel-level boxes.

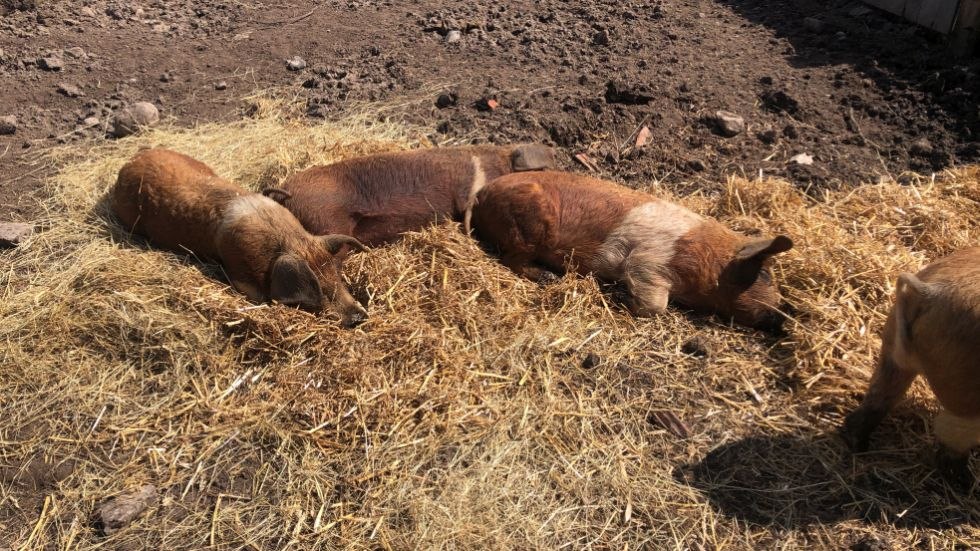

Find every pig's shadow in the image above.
[675,427,978,530]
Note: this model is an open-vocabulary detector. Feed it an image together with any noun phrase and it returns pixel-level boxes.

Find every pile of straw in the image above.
[1,99,977,549]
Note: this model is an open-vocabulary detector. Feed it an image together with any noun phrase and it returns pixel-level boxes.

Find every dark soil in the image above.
[1,0,978,220]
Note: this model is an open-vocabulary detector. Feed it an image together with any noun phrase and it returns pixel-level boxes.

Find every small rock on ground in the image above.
[57,83,84,98]
[98,484,158,534]
[0,222,32,247]
[63,47,87,59]
[286,56,307,71]
[474,97,499,111]
[0,115,16,135]
[111,102,160,138]
[711,110,745,137]
[446,30,462,43]
[38,55,64,71]
[435,92,457,108]
[790,152,814,165]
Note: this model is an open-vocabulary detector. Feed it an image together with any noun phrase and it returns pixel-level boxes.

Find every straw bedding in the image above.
[1,99,978,549]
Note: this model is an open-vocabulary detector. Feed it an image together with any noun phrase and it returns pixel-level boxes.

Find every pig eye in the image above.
[758,269,772,284]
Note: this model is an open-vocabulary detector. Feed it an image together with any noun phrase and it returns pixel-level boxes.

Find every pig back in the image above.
[280,146,515,240]
[112,149,245,259]
[903,248,980,417]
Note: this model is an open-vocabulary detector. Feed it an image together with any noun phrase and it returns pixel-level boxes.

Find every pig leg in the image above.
[933,411,980,489]
[620,252,671,316]
[474,180,559,283]
[217,240,266,303]
[624,277,671,316]
[841,353,918,452]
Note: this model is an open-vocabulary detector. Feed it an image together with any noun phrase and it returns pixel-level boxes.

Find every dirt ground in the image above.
[2,2,980,548]
[1,0,979,221]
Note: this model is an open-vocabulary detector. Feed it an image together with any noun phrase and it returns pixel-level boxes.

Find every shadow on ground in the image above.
[676,422,978,530]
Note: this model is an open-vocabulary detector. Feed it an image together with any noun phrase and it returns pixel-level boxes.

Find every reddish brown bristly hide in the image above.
[470,171,793,331]
[843,247,980,485]
[267,144,555,246]
[111,148,368,326]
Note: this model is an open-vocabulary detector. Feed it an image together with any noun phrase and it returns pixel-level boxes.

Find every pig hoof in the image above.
[936,448,974,491]
[840,411,872,453]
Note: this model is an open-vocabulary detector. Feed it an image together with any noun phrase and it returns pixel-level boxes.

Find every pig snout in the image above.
[343,309,368,328]
[748,302,793,335]
[330,285,368,328]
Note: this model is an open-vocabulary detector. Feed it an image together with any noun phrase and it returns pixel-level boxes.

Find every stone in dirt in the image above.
[214,81,228,91]
[593,29,611,46]
[711,110,745,137]
[634,126,651,148]
[98,484,158,534]
[0,115,16,135]
[111,102,160,138]
[57,83,84,98]
[446,30,462,43]
[285,56,307,71]
[790,152,814,165]
[0,222,32,247]
[435,92,457,108]
[474,97,498,111]
[63,47,87,60]
[38,55,64,71]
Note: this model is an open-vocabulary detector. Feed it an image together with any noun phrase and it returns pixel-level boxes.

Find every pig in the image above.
[111,148,369,327]
[842,247,980,486]
[262,144,556,246]
[468,171,794,331]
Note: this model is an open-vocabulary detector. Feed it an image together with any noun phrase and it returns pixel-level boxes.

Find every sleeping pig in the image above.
[469,171,794,331]
[111,148,369,327]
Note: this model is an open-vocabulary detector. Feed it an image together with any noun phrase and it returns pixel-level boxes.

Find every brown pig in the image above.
[843,247,980,485]
[111,148,369,326]
[263,144,556,246]
[469,171,794,331]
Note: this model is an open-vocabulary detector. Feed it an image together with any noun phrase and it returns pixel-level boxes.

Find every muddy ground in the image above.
[2,0,979,220]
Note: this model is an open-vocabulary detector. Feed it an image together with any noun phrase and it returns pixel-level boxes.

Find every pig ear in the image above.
[511,144,556,172]
[261,188,292,204]
[269,254,323,311]
[735,235,794,262]
[728,235,793,286]
[320,234,369,255]
[897,272,935,298]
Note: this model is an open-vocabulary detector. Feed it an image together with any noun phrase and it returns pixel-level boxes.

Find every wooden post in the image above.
[951,0,980,55]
